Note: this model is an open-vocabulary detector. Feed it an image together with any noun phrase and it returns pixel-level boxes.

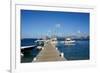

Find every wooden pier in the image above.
[33,41,66,62]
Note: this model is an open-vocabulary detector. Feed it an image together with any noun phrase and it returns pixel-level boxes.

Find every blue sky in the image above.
[21,10,89,38]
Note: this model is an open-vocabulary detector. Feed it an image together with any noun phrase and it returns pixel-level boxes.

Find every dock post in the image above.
[33,57,37,61]
[60,52,64,58]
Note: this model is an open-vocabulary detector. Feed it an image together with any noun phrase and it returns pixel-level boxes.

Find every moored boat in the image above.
[64,38,75,45]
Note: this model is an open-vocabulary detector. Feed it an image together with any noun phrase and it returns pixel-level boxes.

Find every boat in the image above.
[64,38,75,45]
[34,39,44,46]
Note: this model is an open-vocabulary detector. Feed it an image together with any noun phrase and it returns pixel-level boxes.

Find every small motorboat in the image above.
[64,38,75,45]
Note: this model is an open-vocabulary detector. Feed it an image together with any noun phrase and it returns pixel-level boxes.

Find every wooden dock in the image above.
[33,41,66,62]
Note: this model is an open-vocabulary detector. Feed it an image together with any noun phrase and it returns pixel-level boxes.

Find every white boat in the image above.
[64,38,75,45]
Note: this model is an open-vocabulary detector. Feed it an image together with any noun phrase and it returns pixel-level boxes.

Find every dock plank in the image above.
[33,41,66,62]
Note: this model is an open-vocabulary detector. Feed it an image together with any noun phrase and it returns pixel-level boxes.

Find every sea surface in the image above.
[21,39,89,62]
[21,38,37,46]
[56,40,89,60]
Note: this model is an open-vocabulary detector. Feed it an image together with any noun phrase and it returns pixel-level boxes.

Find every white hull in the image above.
[64,40,75,44]
[64,38,75,45]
